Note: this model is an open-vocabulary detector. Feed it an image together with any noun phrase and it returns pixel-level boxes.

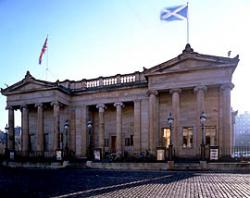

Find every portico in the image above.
[1,44,239,160]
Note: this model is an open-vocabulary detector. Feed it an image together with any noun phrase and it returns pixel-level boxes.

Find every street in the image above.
[0,166,250,197]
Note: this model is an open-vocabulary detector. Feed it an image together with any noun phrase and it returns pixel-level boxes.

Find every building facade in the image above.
[1,44,239,159]
[234,112,250,146]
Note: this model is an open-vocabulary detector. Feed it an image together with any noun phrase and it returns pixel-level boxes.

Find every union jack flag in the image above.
[39,36,48,65]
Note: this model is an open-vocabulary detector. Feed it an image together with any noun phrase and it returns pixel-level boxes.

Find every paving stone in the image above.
[0,167,249,197]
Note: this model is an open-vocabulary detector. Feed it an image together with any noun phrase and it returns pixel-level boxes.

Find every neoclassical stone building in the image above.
[1,44,239,159]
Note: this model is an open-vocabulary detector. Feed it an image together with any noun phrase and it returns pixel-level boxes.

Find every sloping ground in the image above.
[87,161,250,171]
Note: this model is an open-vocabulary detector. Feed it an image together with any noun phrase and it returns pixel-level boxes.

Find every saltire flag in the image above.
[39,36,48,65]
[160,4,188,21]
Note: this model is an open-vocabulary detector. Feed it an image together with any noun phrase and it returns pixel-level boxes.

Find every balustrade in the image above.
[83,72,144,88]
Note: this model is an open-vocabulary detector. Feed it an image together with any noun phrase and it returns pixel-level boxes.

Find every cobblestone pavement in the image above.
[0,166,250,198]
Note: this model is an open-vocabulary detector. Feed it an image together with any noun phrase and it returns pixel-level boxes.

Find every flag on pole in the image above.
[160,4,188,22]
[39,36,48,65]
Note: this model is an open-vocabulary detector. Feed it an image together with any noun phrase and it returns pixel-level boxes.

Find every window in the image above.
[182,127,193,148]
[205,126,216,146]
[162,128,170,148]
[125,135,133,146]
[104,138,109,147]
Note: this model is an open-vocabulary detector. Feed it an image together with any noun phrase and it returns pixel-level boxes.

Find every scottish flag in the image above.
[160,4,188,21]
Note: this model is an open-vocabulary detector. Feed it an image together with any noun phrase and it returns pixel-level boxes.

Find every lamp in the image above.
[64,120,69,152]
[200,111,207,160]
[87,120,93,159]
[5,124,9,154]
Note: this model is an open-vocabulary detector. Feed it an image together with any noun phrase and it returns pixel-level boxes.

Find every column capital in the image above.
[194,85,207,93]
[20,104,28,111]
[20,104,27,108]
[50,101,60,107]
[147,89,158,97]
[5,105,13,110]
[114,102,124,108]
[220,83,234,90]
[134,99,141,103]
[96,104,106,111]
[169,88,182,94]
[35,103,43,108]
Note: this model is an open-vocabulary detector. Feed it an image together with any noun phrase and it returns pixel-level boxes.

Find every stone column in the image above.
[148,90,158,154]
[6,106,15,150]
[114,102,124,155]
[96,104,106,150]
[69,107,76,153]
[51,101,60,151]
[220,83,234,155]
[35,103,44,152]
[169,89,182,149]
[134,100,141,153]
[21,105,29,153]
[194,86,207,152]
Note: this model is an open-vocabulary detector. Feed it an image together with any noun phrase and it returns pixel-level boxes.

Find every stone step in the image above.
[174,163,201,170]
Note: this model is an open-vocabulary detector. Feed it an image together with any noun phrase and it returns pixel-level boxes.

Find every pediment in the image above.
[144,44,239,76]
[13,81,54,92]
[1,71,57,95]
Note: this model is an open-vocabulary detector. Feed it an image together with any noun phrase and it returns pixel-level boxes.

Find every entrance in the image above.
[111,136,116,153]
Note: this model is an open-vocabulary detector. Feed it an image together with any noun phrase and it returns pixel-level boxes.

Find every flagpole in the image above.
[46,34,48,80]
[186,2,189,44]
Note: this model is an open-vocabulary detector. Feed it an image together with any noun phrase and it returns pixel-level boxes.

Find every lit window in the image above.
[162,128,171,148]
[182,127,193,148]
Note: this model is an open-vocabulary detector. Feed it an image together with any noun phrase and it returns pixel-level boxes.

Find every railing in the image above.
[220,146,250,160]
[86,72,144,88]
[160,146,250,162]
[8,150,76,162]
[59,71,146,90]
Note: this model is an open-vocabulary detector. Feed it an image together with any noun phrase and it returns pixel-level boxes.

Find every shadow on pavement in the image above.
[0,166,249,197]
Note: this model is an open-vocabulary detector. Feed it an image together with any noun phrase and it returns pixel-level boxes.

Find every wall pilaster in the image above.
[220,83,234,154]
